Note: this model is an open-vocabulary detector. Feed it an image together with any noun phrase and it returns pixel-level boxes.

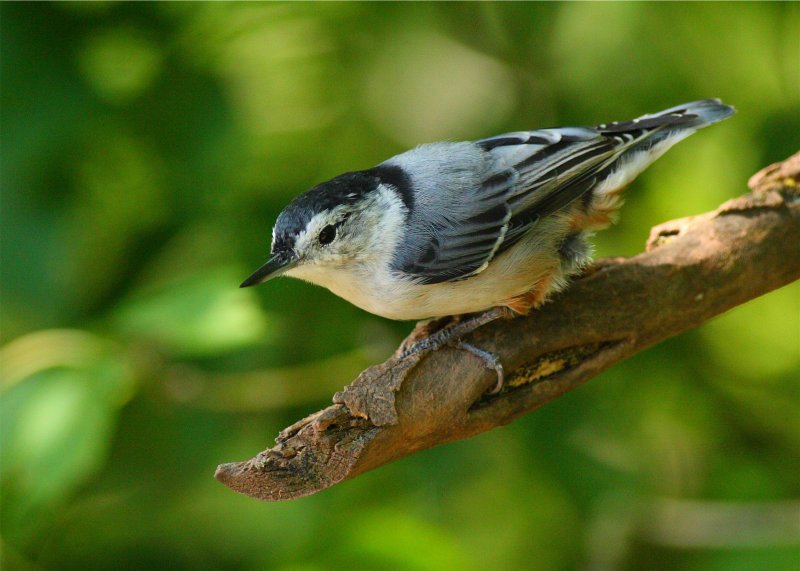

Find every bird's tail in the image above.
[595,98,736,185]
[580,99,735,231]
[597,99,736,136]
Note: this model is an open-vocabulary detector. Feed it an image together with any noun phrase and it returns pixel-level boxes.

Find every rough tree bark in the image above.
[215,153,800,501]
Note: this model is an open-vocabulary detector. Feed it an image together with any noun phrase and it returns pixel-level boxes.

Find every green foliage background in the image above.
[2,2,799,570]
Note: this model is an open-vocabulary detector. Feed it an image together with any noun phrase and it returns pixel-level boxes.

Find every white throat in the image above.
[285,184,409,315]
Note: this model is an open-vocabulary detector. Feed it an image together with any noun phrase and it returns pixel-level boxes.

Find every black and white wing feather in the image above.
[391,99,735,285]
[386,142,520,282]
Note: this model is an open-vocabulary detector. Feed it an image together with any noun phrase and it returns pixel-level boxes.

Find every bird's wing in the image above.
[484,128,621,254]
[394,162,519,283]
[393,131,622,285]
[395,101,726,284]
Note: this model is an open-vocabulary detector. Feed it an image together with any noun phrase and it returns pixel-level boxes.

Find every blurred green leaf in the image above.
[78,27,162,105]
[112,268,274,357]
[0,330,135,545]
[338,508,472,571]
[363,29,516,145]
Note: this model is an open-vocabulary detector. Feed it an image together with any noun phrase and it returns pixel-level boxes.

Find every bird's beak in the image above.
[240,252,298,288]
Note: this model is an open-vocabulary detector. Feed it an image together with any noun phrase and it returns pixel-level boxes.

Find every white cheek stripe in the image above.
[293,213,327,254]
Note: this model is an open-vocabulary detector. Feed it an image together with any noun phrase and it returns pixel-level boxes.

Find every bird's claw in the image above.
[396,307,509,395]
[451,340,505,394]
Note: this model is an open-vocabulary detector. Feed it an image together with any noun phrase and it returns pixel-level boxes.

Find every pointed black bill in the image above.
[240,253,297,288]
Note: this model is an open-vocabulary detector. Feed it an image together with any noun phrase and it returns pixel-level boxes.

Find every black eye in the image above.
[318,224,336,245]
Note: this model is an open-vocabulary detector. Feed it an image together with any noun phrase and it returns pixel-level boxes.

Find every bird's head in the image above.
[240,168,407,289]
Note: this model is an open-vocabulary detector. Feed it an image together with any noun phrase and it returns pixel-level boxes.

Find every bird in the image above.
[241,99,735,392]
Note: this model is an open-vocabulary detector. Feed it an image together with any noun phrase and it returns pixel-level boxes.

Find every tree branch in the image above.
[215,153,800,501]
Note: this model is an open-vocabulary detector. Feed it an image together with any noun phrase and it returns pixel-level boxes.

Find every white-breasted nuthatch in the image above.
[242,99,734,390]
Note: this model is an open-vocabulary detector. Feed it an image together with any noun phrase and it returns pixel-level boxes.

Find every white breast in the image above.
[316,214,572,321]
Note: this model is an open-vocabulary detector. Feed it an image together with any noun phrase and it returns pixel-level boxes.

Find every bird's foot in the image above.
[397,306,511,394]
[394,315,457,357]
[452,341,505,394]
[336,307,512,426]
